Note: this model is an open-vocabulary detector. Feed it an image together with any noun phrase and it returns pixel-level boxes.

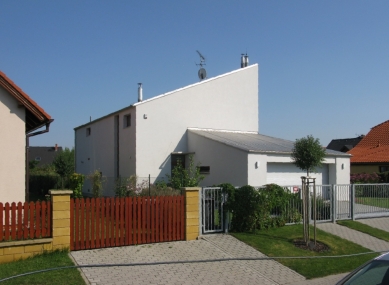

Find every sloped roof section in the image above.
[0,71,52,133]
[348,120,389,163]
[326,136,364,152]
[189,128,349,156]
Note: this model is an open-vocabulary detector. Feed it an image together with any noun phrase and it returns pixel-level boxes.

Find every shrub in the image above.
[114,176,181,197]
[229,185,261,232]
[29,174,61,196]
[87,170,104,198]
[351,172,380,184]
[227,184,302,232]
[68,173,85,198]
[166,154,204,188]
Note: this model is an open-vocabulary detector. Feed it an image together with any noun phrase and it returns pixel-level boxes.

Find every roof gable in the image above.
[348,120,389,163]
[0,71,52,133]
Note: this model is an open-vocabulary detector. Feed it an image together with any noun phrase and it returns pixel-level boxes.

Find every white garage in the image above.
[266,163,329,186]
[188,128,350,187]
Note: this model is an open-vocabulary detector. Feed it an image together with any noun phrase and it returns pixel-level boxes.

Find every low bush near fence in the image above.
[223,184,302,232]
[114,176,182,197]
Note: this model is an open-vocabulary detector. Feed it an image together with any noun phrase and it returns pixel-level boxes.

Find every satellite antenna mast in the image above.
[196,50,207,80]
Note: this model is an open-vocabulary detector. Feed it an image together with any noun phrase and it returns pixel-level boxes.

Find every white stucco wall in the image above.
[75,115,117,195]
[187,131,249,186]
[0,86,26,203]
[328,156,350,185]
[135,65,259,180]
[247,154,268,186]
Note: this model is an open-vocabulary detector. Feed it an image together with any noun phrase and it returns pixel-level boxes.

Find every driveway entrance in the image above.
[71,234,305,285]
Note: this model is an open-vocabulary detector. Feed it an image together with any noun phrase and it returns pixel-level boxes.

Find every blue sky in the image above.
[1,1,388,149]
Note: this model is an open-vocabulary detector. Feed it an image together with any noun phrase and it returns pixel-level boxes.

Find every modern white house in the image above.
[74,63,350,195]
[0,71,52,203]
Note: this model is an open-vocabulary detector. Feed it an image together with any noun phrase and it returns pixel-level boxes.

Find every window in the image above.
[86,127,91,136]
[171,154,185,176]
[379,166,389,172]
[198,166,210,174]
[124,114,131,128]
[35,157,41,161]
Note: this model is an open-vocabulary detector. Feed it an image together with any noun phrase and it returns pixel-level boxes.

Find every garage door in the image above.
[266,163,329,186]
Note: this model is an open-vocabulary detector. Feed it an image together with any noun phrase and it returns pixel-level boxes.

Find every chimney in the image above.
[138,83,143,102]
[241,53,249,68]
[55,144,58,151]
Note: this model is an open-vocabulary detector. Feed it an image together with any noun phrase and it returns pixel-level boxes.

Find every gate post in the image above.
[182,187,201,241]
[49,190,72,250]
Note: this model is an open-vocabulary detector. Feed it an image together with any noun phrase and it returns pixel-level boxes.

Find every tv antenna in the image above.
[196,50,207,80]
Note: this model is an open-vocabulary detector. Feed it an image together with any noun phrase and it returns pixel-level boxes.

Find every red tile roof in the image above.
[0,71,51,132]
[348,120,389,163]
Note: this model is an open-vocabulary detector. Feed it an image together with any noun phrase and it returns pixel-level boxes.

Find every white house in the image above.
[75,63,350,195]
[0,71,52,203]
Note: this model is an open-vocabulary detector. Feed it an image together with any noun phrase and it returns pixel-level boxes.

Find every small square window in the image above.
[86,128,91,136]
[124,114,131,128]
[198,166,210,174]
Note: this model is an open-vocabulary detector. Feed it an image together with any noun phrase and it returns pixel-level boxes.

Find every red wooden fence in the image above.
[70,196,185,251]
[0,201,51,242]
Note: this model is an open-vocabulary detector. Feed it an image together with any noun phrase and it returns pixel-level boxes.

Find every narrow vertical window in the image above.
[86,127,91,136]
[124,114,131,128]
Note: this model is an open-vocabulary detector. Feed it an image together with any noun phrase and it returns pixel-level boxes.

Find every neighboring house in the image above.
[29,145,63,167]
[75,63,349,196]
[348,120,389,174]
[0,71,52,203]
[326,136,364,153]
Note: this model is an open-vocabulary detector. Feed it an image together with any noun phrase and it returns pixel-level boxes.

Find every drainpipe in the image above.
[25,119,54,202]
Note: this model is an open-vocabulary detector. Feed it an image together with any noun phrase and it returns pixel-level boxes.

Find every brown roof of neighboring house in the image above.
[0,71,52,133]
[348,120,389,163]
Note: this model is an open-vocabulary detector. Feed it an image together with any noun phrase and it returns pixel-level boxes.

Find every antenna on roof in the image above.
[196,50,207,81]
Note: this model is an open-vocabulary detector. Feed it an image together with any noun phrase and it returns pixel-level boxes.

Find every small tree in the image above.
[87,170,104,198]
[291,135,326,246]
[166,154,204,189]
[291,135,325,177]
[53,147,75,189]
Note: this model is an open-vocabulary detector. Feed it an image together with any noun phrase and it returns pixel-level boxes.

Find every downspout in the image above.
[25,119,54,202]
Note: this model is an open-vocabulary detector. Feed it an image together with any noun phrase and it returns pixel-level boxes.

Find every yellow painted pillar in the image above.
[49,190,72,250]
[182,187,200,241]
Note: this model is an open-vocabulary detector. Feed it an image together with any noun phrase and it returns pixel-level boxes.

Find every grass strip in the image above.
[231,224,378,279]
[337,220,389,242]
[0,249,85,285]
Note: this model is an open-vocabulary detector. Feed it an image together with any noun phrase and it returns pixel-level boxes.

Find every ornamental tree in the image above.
[291,135,326,177]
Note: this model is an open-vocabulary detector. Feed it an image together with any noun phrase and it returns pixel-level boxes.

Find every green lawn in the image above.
[0,250,85,285]
[337,220,389,242]
[355,197,389,209]
[231,224,377,279]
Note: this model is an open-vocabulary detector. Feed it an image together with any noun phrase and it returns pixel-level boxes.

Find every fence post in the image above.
[332,185,336,224]
[182,187,200,241]
[49,190,73,250]
[351,184,355,221]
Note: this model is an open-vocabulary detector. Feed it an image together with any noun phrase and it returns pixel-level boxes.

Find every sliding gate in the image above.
[201,187,225,234]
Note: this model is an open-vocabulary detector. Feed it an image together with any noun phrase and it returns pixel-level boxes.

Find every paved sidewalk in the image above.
[317,217,389,252]
[357,217,389,233]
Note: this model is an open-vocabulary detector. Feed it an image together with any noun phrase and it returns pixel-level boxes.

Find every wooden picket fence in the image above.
[70,196,185,251]
[0,201,52,242]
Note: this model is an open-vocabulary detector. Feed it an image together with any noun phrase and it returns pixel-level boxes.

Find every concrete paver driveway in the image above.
[71,234,305,285]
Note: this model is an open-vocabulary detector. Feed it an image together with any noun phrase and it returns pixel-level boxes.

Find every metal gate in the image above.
[201,187,225,234]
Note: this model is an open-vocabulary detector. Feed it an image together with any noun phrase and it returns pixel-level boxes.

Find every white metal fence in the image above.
[201,184,389,233]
